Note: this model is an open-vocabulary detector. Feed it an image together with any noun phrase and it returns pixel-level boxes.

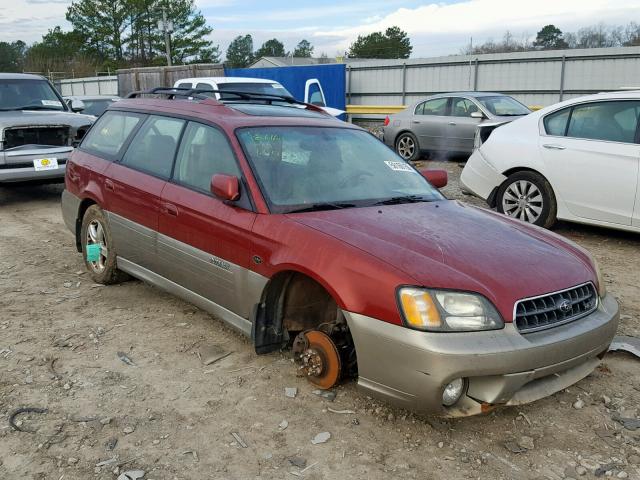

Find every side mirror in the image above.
[470,111,484,119]
[211,174,240,201]
[70,99,85,112]
[420,168,448,188]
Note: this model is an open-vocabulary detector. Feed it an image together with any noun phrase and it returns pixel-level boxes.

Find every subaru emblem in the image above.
[559,299,572,313]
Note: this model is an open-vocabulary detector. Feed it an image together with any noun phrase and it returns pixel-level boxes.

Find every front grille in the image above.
[514,283,597,333]
[4,126,70,149]
[0,159,66,170]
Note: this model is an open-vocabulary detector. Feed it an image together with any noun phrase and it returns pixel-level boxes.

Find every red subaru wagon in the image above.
[61,88,619,416]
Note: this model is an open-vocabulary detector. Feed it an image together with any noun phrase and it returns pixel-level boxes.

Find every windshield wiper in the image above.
[373,195,430,206]
[287,202,356,213]
[0,105,63,111]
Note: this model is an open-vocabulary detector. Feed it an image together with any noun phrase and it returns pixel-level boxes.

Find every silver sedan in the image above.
[382,92,531,161]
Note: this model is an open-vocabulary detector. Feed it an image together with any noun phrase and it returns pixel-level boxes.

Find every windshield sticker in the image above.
[41,100,62,106]
[384,160,415,172]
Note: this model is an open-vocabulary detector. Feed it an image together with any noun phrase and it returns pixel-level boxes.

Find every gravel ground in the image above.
[0,163,639,480]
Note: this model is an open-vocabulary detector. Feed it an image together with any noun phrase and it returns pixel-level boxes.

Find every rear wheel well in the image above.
[75,199,96,252]
[502,166,544,178]
[394,129,418,148]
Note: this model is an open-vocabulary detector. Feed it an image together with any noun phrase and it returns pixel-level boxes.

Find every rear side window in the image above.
[195,82,216,98]
[173,122,240,193]
[566,101,639,143]
[121,115,185,179]
[419,98,448,116]
[544,107,571,136]
[81,111,143,157]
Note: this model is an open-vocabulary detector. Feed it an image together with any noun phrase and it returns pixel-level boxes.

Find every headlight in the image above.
[593,258,606,299]
[398,287,504,332]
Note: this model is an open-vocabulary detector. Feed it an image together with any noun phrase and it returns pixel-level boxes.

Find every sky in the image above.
[2,0,640,58]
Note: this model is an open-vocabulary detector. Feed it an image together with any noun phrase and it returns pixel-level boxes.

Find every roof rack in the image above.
[126,86,313,108]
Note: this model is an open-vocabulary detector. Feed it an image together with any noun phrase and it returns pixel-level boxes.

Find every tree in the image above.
[293,39,313,57]
[67,0,218,67]
[226,34,254,67]
[254,38,286,58]
[66,0,131,61]
[462,31,531,54]
[24,27,97,75]
[0,41,26,72]
[348,26,412,59]
[157,0,219,64]
[533,25,568,50]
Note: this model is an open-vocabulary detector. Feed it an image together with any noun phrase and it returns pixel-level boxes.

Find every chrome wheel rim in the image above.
[502,180,543,223]
[397,136,415,159]
[86,219,108,273]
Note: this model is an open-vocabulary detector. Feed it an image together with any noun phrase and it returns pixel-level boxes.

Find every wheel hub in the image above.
[293,330,341,389]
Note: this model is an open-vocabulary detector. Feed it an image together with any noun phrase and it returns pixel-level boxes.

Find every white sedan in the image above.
[460,91,640,232]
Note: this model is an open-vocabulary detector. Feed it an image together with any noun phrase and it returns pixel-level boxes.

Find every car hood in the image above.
[288,201,595,322]
[0,110,95,130]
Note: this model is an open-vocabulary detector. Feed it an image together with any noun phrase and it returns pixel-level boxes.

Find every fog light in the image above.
[442,378,465,406]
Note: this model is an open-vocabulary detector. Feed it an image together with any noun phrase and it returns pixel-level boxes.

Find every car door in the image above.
[412,97,450,151]
[104,114,185,271]
[539,100,640,226]
[157,121,258,329]
[447,97,483,152]
[305,79,326,107]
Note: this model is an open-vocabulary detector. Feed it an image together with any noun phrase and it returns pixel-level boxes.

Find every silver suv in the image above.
[0,73,95,183]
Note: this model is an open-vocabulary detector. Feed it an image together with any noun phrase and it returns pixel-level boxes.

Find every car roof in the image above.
[109,97,350,129]
[0,72,46,80]
[532,90,640,116]
[175,77,281,85]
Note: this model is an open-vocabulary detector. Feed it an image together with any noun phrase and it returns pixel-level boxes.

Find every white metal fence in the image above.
[55,76,119,96]
[346,46,640,109]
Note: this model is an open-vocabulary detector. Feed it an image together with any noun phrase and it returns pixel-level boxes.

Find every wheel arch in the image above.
[394,129,419,149]
[252,268,345,354]
[74,197,98,252]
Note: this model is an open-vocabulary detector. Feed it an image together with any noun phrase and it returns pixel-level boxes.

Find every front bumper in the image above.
[459,149,506,201]
[0,146,72,183]
[344,293,619,416]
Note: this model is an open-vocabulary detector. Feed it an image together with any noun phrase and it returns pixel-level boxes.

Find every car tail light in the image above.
[383,116,390,126]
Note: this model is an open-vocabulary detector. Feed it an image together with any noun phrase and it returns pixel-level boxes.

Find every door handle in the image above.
[448,122,457,126]
[543,144,566,150]
[411,120,421,124]
[105,179,115,191]
[162,203,178,216]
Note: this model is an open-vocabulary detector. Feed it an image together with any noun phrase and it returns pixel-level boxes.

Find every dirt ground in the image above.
[1,162,639,480]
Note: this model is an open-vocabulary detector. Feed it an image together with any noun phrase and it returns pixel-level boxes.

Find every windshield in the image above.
[0,79,66,111]
[477,96,530,116]
[237,127,444,213]
[218,82,293,100]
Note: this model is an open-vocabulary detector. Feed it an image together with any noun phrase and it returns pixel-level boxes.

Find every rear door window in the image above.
[121,115,185,179]
[566,101,640,143]
[419,98,448,116]
[81,111,144,158]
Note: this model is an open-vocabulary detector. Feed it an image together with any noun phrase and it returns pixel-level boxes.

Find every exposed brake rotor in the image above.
[293,330,341,390]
